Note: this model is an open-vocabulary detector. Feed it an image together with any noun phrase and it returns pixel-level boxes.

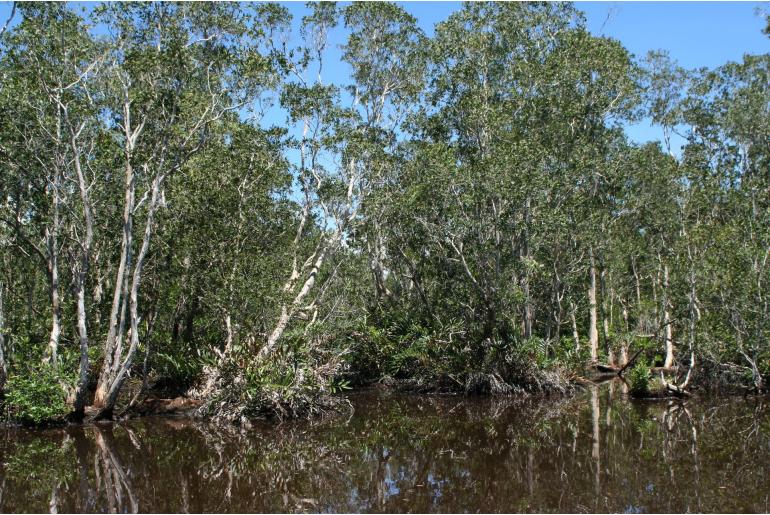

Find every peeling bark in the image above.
[72,133,94,418]
[663,263,675,369]
[588,247,599,362]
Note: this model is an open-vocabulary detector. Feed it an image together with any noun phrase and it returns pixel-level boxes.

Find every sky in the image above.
[1,1,768,151]
[577,1,769,148]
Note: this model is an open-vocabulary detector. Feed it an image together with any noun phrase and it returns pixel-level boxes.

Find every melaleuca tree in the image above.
[0,3,104,416]
[89,2,292,417]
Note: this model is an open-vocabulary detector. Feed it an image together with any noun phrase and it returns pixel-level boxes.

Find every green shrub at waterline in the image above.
[629,360,652,398]
[3,365,71,424]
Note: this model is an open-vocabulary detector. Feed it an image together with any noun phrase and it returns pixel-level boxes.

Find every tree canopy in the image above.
[0,2,768,423]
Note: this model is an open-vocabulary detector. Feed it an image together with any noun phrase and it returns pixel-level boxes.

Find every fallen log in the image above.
[659,369,692,398]
[663,382,691,398]
[591,348,646,379]
[595,364,620,374]
[617,348,645,377]
[650,366,679,375]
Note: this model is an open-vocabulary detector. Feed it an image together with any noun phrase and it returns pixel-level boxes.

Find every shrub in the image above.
[4,365,71,424]
[153,347,207,391]
[628,359,651,397]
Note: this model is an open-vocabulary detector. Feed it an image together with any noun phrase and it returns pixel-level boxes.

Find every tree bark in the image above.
[368,230,392,302]
[588,247,599,362]
[96,174,163,419]
[94,99,141,409]
[93,163,134,408]
[620,302,629,365]
[570,302,580,350]
[72,138,94,419]
[42,176,62,367]
[260,242,330,360]
[522,196,533,339]
[663,263,675,368]
[0,282,6,394]
[600,263,614,366]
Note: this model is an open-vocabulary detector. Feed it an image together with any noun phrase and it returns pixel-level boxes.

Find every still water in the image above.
[1,383,769,513]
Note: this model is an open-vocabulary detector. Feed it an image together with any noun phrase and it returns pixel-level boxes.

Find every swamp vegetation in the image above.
[0,2,768,425]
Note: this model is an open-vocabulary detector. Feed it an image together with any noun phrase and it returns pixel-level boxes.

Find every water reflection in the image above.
[1,385,769,513]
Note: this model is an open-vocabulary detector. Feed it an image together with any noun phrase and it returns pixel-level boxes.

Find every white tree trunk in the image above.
[43,176,62,367]
[588,248,599,362]
[94,159,135,408]
[260,243,330,360]
[97,174,163,418]
[570,301,580,350]
[663,263,675,368]
[522,196,533,339]
[600,267,615,366]
[0,282,6,393]
[620,304,629,365]
[94,102,141,408]
[72,141,94,417]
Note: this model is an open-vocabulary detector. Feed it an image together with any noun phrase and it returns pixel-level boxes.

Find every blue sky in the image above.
[576,1,769,148]
[1,1,768,150]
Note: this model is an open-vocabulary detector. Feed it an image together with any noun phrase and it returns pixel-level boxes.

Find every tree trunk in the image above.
[72,143,94,419]
[72,282,90,418]
[663,263,674,368]
[588,248,599,362]
[570,301,580,350]
[368,230,392,302]
[631,255,642,317]
[0,282,6,394]
[600,263,614,366]
[522,196,533,339]
[620,302,629,365]
[43,188,62,367]
[96,174,163,419]
[260,242,330,361]
[224,313,234,356]
[94,129,137,409]
[43,98,64,367]
[553,270,564,343]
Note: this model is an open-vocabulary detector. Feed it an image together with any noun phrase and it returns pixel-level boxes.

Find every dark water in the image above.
[2,383,770,513]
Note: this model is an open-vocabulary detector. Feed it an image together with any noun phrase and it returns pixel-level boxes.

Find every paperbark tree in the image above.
[92,2,285,417]
[588,248,600,363]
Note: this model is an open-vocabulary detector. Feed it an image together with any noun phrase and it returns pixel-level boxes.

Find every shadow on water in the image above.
[2,382,769,513]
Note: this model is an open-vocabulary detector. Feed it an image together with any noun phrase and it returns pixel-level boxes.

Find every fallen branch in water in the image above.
[659,351,696,398]
[617,348,645,377]
[590,347,645,378]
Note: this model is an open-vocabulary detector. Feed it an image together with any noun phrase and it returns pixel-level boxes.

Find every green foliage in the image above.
[4,365,71,424]
[629,359,652,398]
[329,377,351,394]
[153,349,208,391]
[0,2,767,422]
[554,337,592,370]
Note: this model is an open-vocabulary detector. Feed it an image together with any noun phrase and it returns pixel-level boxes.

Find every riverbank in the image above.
[3,364,764,430]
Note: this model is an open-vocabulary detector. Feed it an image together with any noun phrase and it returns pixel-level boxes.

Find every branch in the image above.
[0,2,15,40]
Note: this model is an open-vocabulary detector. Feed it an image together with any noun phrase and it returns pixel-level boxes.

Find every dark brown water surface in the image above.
[2,383,769,513]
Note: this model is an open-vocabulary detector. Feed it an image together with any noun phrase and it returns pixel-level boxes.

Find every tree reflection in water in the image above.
[1,385,769,513]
